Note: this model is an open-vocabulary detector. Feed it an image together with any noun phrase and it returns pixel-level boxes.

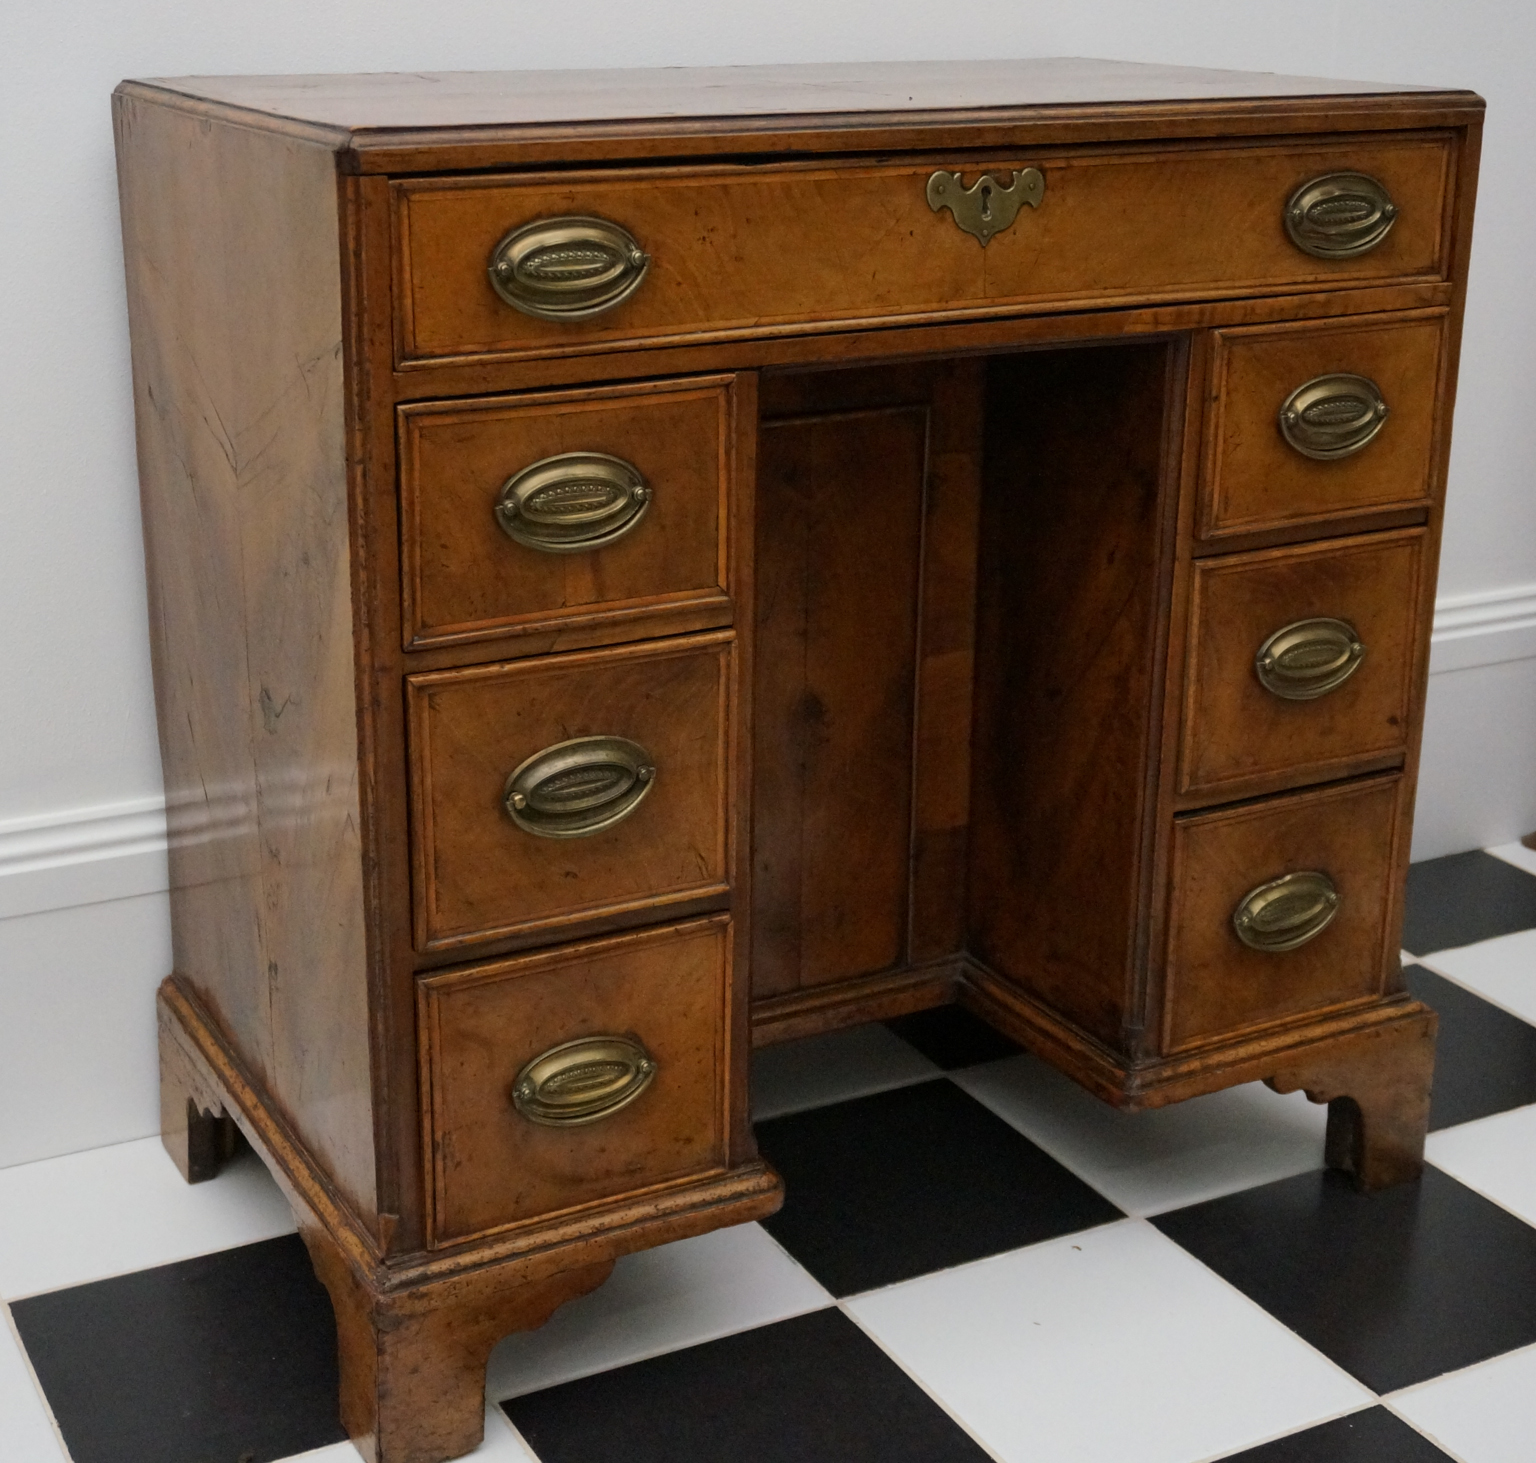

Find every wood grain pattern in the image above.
[115,90,380,1231]
[1201,310,1449,538]
[407,633,733,952]
[908,359,986,962]
[1267,1007,1436,1190]
[394,138,1450,365]
[1163,774,1406,1053]
[968,342,1176,1049]
[419,918,732,1248]
[1178,529,1429,801]
[752,371,934,998]
[400,377,733,649]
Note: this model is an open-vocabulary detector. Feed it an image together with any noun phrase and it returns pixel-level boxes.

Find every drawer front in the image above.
[1202,312,1448,539]
[407,632,732,951]
[400,376,735,649]
[1162,774,1405,1053]
[395,136,1450,364]
[1178,529,1428,801]
[418,916,732,1247]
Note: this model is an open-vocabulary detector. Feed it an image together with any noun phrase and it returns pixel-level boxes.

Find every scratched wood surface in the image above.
[115,91,379,1233]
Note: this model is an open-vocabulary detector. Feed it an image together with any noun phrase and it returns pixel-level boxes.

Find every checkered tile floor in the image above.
[5,844,1536,1463]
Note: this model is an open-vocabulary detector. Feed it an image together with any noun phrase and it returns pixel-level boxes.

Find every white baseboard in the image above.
[1428,582,1536,673]
[0,797,168,921]
[0,585,1532,922]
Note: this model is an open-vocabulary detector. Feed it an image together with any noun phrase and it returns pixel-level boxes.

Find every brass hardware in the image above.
[1233,870,1340,952]
[926,168,1045,245]
[503,735,655,839]
[512,1034,657,1126]
[1255,618,1366,701]
[488,215,650,320]
[1279,374,1389,460]
[494,452,651,553]
[1284,172,1398,258]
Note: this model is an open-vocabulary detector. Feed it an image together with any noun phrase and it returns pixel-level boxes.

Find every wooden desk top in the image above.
[118,59,1482,174]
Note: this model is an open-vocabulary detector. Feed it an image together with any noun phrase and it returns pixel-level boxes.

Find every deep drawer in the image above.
[407,632,733,952]
[1201,311,1448,539]
[399,375,737,650]
[394,136,1451,364]
[418,916,733,1247]
[1162,774,1406,1053]
[1178,529,1429,801]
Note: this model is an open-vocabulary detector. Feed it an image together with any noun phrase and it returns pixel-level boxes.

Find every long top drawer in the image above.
[394,134,1451,365]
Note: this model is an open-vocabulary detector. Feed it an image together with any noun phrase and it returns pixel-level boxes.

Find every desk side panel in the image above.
[968,342,1173,1049]
[114,91,378,1229]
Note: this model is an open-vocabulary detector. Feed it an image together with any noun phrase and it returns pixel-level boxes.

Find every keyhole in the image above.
[980,183,993,218]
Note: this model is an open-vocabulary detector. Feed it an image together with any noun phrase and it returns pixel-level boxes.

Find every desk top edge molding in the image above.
[115,59,1486,175]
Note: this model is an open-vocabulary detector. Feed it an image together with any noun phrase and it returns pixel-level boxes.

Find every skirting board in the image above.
[1,588,1534,922]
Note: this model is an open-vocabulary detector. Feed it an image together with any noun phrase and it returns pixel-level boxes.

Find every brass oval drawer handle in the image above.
[503,735,655,839]
[488,215,651,321]
[1279,373,1389,460]
[494,452,651,553]
[1284,172,1398,259]
[513,1035,657,1126]
[927,167,1044,244]
[1233,870,1340,952]
[1255,617,1366,701]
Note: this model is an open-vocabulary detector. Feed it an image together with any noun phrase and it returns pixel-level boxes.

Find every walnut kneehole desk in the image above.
[114,59,1481,1463]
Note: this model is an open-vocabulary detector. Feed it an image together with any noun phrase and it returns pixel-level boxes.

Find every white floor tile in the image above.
[1422,930,1536,1025]
[0,1309,67,1462]
[486,1222,830,1401]
[273,1404,535,1462]
[751,1023,940,1121]
[846,1218,1370,1463]
[953,1055,1327,1216]
[1426,1104,1536,1227]
[1487,841,1536,878]
[1389,1341,1536,1463]
[0,1134,294,1300]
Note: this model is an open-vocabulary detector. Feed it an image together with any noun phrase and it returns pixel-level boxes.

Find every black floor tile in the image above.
[1404,850,1536,955]
[503,1307,992,1463]
[883,1005,1024,1069]
[1405,963,1536,1129]
[9,1234,343,1463]
[1153,1166,1536,1394]
[1217,1406,1452,1462]
[755,1078,1121,1295]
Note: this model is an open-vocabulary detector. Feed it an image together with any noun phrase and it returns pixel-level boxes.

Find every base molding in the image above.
[158,976,782,1463]
[750,953,1436,1191]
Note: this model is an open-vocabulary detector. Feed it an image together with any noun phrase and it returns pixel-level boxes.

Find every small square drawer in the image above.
[407,631,733,952]
[1178,528,1429,802]
[418,916,734,1248]
[399,376,736,650]
[1201,311,1448,540]
[1162,773,1406,1054]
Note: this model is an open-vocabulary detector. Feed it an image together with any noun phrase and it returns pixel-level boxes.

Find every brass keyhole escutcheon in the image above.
[927,167,1045,245]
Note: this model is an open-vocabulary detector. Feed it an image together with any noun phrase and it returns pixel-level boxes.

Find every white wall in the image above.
[3,1,1534,1167]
